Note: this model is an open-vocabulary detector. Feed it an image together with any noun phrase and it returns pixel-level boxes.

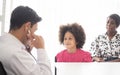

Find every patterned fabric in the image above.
[56,49,92,62]
[89,33,120,61]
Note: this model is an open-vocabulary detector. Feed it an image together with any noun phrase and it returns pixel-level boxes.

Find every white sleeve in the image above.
[10,49,52,75]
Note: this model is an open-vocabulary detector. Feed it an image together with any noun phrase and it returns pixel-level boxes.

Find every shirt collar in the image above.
[105,32,119,41]
[5,33,26,50]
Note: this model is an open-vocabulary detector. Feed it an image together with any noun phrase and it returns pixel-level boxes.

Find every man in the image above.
[0,6,52,75]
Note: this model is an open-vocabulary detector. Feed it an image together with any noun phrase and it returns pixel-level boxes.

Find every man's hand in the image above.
[32,34,45,49]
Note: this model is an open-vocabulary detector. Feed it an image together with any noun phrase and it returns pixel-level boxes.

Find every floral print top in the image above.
[89,33,120,61]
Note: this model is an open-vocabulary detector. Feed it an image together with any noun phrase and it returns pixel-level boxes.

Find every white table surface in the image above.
[55,62,120,75]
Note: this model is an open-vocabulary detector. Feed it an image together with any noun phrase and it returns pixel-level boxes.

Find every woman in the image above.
[90,14,120,62]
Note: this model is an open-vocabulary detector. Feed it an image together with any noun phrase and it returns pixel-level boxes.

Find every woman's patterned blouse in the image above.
[89,33,120,61]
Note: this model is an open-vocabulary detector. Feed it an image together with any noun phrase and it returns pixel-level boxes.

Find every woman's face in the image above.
[63,31,77,50]
[106,17,117,33]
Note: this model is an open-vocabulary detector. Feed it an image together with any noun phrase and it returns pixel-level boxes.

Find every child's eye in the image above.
[69,38,72,40]
[64,38,67,40]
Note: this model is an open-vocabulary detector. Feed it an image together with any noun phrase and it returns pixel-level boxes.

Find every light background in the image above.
[1,0,120,75]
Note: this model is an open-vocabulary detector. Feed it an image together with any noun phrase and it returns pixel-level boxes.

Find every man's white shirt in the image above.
[0,33,52,75]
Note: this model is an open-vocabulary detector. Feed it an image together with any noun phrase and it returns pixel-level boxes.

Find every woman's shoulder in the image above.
[93,33,107,41]
[97,33,106,38]
[116,33,120,37]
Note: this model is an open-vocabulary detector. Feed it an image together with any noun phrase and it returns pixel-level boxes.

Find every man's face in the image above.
[25,23,38,51]
[28,23,38,41]
[30,23,38,35]
[23,23,38,48]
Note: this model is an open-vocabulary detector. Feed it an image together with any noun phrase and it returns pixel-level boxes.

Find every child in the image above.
[56,23,92,62]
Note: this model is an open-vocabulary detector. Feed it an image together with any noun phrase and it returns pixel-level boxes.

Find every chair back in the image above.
[0,62,7,75]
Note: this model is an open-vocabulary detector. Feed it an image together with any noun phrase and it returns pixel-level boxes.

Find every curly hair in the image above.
[59,23,86,48]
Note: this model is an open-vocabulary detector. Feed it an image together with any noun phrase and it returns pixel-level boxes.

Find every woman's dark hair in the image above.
[109,14,120,28]
[59,23,86,48]
[10,6,42,30]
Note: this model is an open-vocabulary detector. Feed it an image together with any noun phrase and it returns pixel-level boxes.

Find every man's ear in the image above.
[24,22,31,31]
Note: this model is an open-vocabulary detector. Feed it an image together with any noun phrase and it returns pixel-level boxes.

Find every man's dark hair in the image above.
[10,6,42,30]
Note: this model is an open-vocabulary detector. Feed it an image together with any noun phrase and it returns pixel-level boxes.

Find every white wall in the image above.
[2,0,120,74]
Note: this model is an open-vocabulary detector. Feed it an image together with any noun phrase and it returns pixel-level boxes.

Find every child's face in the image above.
[63,31,77,50]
